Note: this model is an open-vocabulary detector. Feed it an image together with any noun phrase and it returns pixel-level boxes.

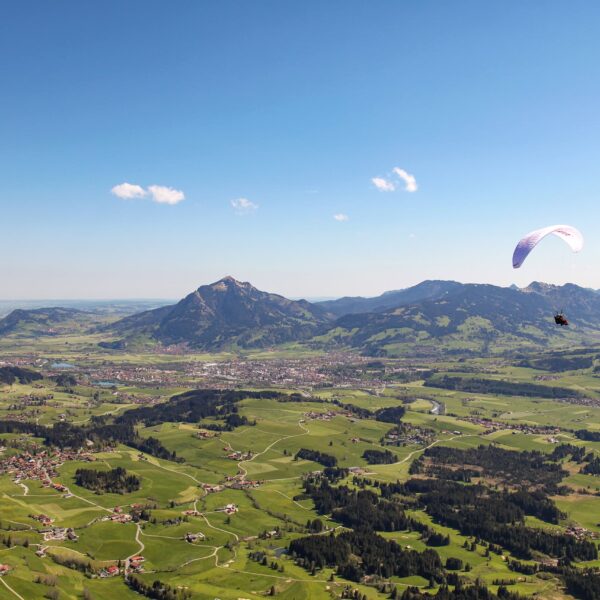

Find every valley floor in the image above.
[1,339,600,599]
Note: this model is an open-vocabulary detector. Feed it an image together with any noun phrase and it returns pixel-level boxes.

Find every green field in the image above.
[2,341,600,599]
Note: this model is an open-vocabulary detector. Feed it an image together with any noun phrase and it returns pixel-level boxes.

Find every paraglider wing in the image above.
[512,224,583,269]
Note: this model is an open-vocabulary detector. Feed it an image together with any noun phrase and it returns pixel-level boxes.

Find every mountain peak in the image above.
[206,276,250,292]
[524,281,558,293]
[110,277,331,350]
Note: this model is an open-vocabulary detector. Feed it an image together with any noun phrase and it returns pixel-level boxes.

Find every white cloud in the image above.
[372,177,395,192]
[393,167,418,192]
[333,213,349,222]
[147,185,185,205]
[111,182,147,199]
[231,197,258,215]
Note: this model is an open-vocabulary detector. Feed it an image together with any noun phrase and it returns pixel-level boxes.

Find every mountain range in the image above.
[3,276,600,355]
[317,281,600,356]
[100,277,600,355]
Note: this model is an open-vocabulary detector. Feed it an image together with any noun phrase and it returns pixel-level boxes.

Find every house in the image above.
[0,565,11,575]
[111,513,132,523]
[100,565,120,578]
[130,555,145,563]
[216,503,238,514]
[202,484,224,493]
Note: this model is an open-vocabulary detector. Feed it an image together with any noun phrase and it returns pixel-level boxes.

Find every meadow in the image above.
[1,345,600,598]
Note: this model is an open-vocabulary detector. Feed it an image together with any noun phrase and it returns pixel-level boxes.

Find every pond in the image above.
[51,362,77,369]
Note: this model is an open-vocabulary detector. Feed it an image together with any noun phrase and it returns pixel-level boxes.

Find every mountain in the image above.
[316,280,463,316]
[102,278,600,356]
[0,307,89,336]
[105,276,333,350]
[314,282,600,357]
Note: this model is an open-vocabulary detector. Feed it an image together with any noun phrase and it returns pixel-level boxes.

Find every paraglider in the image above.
[512,224,583,326]
[554,312,569,327]
[512,224,583,269]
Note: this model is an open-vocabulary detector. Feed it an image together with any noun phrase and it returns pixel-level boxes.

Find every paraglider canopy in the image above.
[512,224,583,269]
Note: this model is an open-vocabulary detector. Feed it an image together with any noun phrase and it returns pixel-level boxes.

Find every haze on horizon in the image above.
[2,2,600,300]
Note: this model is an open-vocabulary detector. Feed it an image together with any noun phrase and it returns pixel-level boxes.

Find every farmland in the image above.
[1,341,600,598]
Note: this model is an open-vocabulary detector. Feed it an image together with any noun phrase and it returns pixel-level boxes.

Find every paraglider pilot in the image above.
[554,313,568,327]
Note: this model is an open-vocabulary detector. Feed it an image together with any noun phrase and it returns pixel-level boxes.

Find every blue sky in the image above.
[2,1,600,299]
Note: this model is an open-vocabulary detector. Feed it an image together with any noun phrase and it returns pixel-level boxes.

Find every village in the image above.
[460,415,563,437]
[0,448,95,490]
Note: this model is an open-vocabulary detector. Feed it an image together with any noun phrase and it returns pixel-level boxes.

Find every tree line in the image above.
[74,467,140,494]
[0,366,43,385]
[289,528,444,582]
[413,444,567,491]
[425,375,584,399]
[400,478,596,561]
[295,448,338,467]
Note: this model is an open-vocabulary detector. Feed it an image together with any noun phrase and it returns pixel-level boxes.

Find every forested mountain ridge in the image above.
[316,282,600,356]
[316,280,464,317]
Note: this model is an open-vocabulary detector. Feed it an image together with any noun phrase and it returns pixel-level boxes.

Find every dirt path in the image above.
[397,433,480,465]
[0,577,26,600]
[236,419,310,481]
[124,523,145,577]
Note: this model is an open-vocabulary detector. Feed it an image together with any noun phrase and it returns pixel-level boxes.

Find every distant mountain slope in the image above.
[105,276,333,350]
[316,280,463,316]
[0,307,88,336]
[315,282,600,356]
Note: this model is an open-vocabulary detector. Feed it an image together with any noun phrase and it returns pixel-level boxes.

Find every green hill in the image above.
[0,307,90,337]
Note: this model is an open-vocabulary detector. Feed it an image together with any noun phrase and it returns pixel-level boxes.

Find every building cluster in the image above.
[184,532,205,543]
[43,526,78,542]
[303,410,338,421]
[0,449,94,488]
[99,565,120,578]
[128,555,145,573]
[383,426,434,446]
[225,449,254,461]
[105,506,133,524]
[461,416,561,436]
[30,513,53,527]
[228,478,261,490]
[76,364,179,387]
[202,483,224,494]
[565,526,599,540]
[185,354,403,389]
[8,393,53,410]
